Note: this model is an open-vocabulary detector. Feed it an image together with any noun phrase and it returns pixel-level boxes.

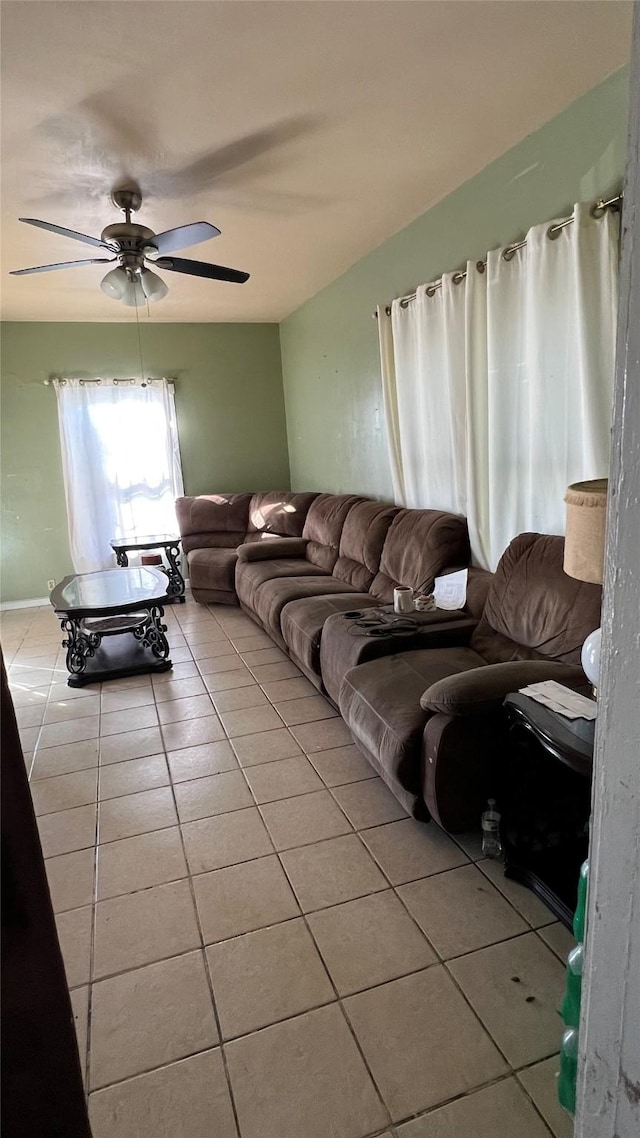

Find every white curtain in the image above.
[469,202,618,568]
[381,201,619,569]
[54,379,184,573]
[384,275,468,515]
[377,304,405,503]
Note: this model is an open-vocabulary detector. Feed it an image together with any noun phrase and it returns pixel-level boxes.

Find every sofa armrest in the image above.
[237,537,309,562]
[420,660,586,716]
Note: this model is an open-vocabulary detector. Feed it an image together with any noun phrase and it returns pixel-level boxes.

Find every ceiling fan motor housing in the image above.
[101,222,157,248]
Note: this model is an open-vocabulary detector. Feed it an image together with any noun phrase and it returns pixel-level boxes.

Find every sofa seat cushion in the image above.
[339,647,486,801]
[236,558,329,611]
[252,576,362,637]
[187,547,238,595]
[281,594,382,679]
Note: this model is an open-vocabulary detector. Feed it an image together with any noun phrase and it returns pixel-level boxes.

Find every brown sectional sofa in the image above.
[177,492,600,833]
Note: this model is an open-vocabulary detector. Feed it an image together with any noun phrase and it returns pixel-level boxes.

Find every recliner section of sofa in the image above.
[235,492,365,618]
[240,503,472,672]
[242,498,400,643]
[339,533,601,831]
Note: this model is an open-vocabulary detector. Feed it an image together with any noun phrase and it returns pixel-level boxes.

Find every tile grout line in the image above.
[84,665,103,1099]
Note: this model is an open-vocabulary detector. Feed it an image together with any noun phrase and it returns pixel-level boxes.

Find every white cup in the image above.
[394,586,414,614]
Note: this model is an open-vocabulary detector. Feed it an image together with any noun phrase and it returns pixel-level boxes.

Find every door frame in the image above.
[575,5,640,1135]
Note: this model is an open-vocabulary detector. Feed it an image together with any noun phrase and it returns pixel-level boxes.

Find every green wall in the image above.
[280,69,630,500]
[0,322,288,602]
[0,71,630,603]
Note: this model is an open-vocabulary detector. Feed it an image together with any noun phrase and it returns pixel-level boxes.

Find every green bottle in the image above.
[573,860,589,943]
[558,1027,579,1115]
[560,943,584,1028]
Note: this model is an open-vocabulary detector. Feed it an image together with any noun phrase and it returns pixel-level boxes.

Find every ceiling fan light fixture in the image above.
[140,268,168,302]
[120,278,148,308]
[100,265,128,299]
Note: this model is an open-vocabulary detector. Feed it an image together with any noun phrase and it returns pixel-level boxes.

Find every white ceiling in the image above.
[0,0,632,323]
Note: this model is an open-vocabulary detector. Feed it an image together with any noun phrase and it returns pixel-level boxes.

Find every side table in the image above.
[501,692,595,929]
[111,534,185,602]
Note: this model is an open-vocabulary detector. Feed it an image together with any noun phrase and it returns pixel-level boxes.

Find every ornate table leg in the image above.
[60,617,101,676]
[163,544,186,602]
[134,605,170,659]
[115,550,129,567]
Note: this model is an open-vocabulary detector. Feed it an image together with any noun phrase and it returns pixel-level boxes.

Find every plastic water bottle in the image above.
[481,798,502,859]
[573,860,589,943]
[558,1027,579,1115]
[560,943,584,1028]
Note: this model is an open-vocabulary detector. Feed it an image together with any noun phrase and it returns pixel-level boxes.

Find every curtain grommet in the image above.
[547,224,562,241]
[502,246,517,262]
[476,261,486,274]
[425,285,437,297]
[452,271,465,286]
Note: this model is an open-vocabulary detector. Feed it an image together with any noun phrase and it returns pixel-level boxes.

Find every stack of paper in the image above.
[519,680,597,721]
[433,568,468,611]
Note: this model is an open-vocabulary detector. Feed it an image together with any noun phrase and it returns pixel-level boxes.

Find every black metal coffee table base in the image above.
[64,629,173,687]
[61,606,172,687]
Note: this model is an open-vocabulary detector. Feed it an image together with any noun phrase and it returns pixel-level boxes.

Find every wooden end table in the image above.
[502,691,595,928]
[110,534,185,603]
[50,567,173,687]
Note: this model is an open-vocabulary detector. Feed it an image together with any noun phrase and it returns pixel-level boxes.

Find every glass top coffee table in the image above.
[50,567,173,687]
[110,534,185,602]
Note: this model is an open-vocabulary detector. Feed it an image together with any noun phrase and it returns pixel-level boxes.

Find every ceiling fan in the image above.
[10,186,249,306]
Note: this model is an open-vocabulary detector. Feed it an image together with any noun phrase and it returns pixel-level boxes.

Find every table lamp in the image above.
[564,479,608,692]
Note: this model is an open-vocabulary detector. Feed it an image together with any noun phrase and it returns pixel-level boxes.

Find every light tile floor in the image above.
[2,596,575,1138]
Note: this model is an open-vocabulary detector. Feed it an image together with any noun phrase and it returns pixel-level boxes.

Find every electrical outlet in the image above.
[47,579,55,592]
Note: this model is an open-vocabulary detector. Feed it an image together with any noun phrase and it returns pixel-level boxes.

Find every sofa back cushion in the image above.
[302,494,365,572]
[245,491,318,541]
[471,532,602,665]
[333,501,399,590]
[176,493,252,553]
[370,509,470,600]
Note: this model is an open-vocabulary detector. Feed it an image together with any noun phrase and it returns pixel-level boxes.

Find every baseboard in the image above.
[0,596,50,611]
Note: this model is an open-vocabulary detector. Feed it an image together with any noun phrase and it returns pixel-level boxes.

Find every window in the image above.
[54,379,184,573]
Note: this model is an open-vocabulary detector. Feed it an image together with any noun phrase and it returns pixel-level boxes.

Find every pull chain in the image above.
[134,291,147,387]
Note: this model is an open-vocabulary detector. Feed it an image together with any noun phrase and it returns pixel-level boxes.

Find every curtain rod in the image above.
[43,376,174,386]
[373,192,623,319]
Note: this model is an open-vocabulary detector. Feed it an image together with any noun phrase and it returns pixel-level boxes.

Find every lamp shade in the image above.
[140,268,168,302]
[100,266,128,299]
[564,479,608,584]
[120,279,147,308]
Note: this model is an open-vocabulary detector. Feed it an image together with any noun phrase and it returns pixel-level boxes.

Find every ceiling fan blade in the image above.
[10,258,116,276]
[18,218,115,251]
[155,256,249,284]
[151,222,221,256]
